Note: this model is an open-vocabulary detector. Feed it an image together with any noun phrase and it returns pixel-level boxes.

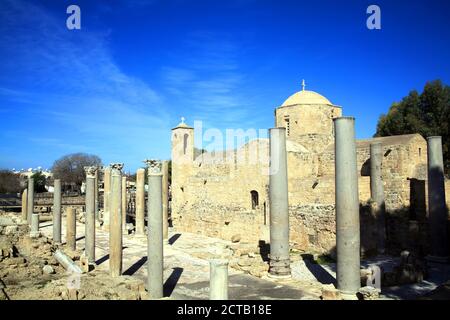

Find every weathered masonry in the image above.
[171,84,433,256]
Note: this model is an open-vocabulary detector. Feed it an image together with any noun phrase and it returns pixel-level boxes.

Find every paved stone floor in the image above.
[38,218,320,300]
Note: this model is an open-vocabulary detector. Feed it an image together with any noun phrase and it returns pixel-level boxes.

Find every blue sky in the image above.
[1,0,450,172]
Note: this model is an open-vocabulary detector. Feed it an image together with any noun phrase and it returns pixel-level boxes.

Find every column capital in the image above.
[84,166,98,178]
[109,163,124,171]
[427,135,442,141]
[143,159,162,175]
[210,259,229,267]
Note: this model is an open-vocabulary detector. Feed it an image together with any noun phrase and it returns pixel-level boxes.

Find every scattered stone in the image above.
[115,286,140,300]
[43,265,55,274]
[237,257,252,267]
[48,256,59,266]
[125,278,146,297]
[0,217,14,226]
[357,286,380,300]
[4,257,25,266]
[321,284,341,300]
[4,225,18,235]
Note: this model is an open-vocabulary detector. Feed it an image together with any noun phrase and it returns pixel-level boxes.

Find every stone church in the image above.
[171,85,431,256]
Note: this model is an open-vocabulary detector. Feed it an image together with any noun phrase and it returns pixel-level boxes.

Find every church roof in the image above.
[281,89,333,107]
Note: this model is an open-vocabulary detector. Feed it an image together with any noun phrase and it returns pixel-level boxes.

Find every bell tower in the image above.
[171,117,194,165]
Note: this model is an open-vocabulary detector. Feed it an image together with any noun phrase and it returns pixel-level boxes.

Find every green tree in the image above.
[375,80,450,175]
[32,171,47,193]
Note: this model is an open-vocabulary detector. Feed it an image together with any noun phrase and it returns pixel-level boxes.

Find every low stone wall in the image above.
[34,193,85,206]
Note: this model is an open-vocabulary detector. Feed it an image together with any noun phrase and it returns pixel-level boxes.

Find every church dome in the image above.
[281,89,333,107]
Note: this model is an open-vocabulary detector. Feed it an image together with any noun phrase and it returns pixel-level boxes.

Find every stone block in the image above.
[43,265,55,274]
[357,286,380,300]
[4,225,18,235]
[321,284,341,300]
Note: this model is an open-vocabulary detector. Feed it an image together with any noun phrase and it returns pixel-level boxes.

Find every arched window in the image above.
[183,134,189,155]
[250,190,259,209]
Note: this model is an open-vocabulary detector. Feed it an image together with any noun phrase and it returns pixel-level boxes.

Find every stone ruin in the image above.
[1,108,449,300]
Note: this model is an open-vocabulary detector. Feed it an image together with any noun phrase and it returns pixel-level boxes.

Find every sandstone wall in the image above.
[275,104,341,153]
[172,109,433,256]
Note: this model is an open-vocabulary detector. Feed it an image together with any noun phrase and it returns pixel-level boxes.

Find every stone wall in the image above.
[275,103,341,153]
[171,91,435,258]
[172,134,432,255]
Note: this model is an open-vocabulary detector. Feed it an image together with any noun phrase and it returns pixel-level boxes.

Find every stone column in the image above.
[268,127,291,278]
[162,161,170,242]
[21,188,28,222]
[53,179,62,244]
[30,212,40,238]
[370,142,386,253]
[145,159,164,299]
[334,117,361,299]
[109,163,123,277]
[66,207,76,251]
[102,167,111,230]
[94,168,99,221]
[427,136,449,261]
[84,166,97,265]
[209,259,229,300]
[27,177,34,225]
[135,168,146,235]
[122,176,127,232]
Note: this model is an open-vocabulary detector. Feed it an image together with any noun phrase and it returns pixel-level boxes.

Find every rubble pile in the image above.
[0,212,146,300]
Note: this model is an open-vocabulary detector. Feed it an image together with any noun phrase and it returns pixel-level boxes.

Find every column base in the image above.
[269,256,291,279]
[426,255,449,264]
[267,272,292,280]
